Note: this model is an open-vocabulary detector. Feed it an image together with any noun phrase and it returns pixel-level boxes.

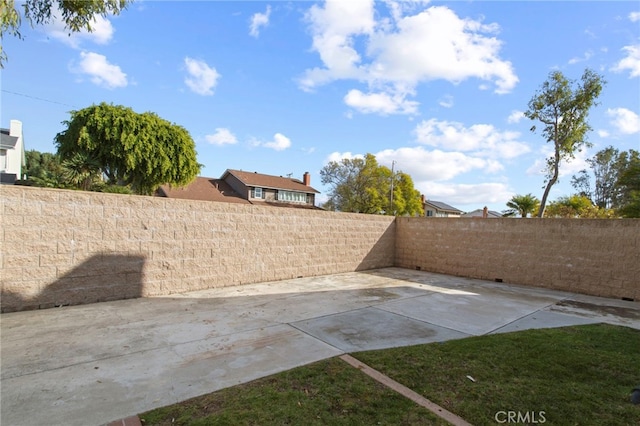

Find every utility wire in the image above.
[1,89,78,108]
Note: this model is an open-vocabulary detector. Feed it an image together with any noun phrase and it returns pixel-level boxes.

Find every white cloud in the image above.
[611,44,640,78]
[43,9,114,48]
[597,129,610,138]
[373,146,514,208]
[376,146,487,181]
[367,6,518,93]
[205,128,237,146]
[326,141,519,209]
[249,5,271,38]
[301,147,316,154]
[414,118,530,159]
[184,57,220,96]
[568,50,593,65]
[325,151,364,163]
[607,107,640,134]
[344,89,418,115]
[507,110,525,124]
[254,133,292,151]
[526,146,589,178]
[438,95,454,108]
[72,51,127,89]
[300,0,375,89]
[629,12,640,22]
[300,1,518,115]
[419,181,513,207]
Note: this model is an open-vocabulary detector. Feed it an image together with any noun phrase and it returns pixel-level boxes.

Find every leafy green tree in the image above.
[22,149,67,187]
[321,154,384,214]
[544,195,615,218]
[320,153,422,216]
[571,147,638,210]
[504,193,540,218]
[1,0,131,67]
[390,171,424,216]
[525,69,605,217]
[616,153,640,218]
[55,103,200,195]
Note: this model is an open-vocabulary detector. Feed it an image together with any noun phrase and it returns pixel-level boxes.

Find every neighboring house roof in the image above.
[222,169,320,193]
[157,175,323,210]
[0,129,19,149]
[156,177,250,204]
[462,208,503,218]
[424,200,463,214]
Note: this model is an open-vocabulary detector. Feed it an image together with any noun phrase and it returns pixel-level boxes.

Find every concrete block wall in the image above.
[1,186,395,312]
[395,217,639,301]
[2,186,638,313]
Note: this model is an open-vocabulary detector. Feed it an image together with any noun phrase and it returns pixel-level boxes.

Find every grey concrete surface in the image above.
[1,267,638,426]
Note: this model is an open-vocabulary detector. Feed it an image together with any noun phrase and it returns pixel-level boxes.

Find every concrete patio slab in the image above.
[548,293,640,329]
[1,324,341,426]
[1,267,638,426]
[491,310,601,334]
[379,288,564,336]
[292,307,471,352]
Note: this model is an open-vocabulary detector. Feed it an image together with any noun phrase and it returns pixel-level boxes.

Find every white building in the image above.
[0,120,26,184]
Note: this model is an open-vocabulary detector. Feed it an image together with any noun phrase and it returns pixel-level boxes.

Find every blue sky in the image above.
[2,1,639,213]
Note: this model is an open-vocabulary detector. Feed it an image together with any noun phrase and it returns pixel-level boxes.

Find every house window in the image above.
[426,210,433,217]
[0,149,6,172]
[278,190,307,203]
[253,187,263,199]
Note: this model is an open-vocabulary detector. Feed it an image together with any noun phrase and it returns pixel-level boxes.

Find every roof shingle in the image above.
[223,169,319,193]
[424,200,463,213]
[157,177,250,204]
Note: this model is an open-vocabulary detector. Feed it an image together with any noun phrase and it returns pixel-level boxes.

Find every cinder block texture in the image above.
[1,186,395,312]
[395,217,639,301]
[2,186,638,312]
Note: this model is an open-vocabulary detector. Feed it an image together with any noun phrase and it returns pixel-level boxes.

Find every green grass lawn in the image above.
[140,324,640,425]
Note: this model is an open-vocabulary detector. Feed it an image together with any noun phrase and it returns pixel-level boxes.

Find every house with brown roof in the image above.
[157,170,321,209]
[156,177,251,204]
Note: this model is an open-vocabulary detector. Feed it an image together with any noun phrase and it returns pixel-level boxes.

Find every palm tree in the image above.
[505,193,540,218]
[62,152,102,191]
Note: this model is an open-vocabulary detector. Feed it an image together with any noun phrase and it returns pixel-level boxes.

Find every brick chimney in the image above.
[303,172,310,186]
[482,206,488,218]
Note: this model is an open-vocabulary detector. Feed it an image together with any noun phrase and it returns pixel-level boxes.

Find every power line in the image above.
[1,89,78,108]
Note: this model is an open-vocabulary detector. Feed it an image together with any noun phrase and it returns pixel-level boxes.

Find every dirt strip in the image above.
[339,354,473,426]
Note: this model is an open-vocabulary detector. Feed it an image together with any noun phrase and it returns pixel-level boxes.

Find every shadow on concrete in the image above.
[2,267,639,426]
[1,254,146,313]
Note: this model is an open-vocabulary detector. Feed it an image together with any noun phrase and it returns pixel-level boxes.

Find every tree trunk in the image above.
[538,152,561,217]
